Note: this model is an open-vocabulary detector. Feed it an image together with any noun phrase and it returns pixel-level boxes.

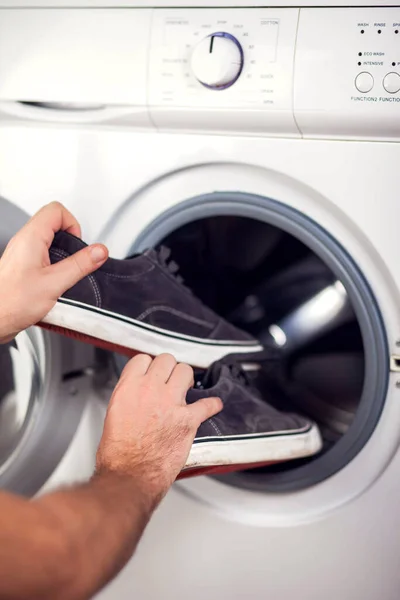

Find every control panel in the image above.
[354,22,400,96]
[148,6,400,139]
[0,6,398,140]
[148,8,300,135]
[294,7,400,139]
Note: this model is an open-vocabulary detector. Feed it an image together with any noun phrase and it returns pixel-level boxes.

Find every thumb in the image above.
[187,396,223,426]
[49,244,108,297]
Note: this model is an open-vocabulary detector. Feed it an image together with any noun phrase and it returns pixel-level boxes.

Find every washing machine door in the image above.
[101,162,394,516]
[0,197,92,496]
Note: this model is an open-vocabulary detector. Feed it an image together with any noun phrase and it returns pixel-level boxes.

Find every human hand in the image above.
[0,201,108,343]
[96,353,223,506]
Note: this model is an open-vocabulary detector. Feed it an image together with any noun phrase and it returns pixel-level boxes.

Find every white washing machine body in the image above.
[0,2,399,599]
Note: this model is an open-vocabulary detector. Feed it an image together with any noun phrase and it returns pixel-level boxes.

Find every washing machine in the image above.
[0,2,399,599]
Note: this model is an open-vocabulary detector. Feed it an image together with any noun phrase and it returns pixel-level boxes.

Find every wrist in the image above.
[92,467,163,515]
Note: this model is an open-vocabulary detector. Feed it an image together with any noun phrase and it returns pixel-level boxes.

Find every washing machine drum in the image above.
[161,216,364,434]
[0,197,89,497]
[116,195,387,493]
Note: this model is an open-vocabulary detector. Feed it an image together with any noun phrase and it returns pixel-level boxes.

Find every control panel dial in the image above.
[190,32,244,90]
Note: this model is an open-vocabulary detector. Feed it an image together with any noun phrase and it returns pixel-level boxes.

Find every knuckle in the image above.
[174,363,194,384]
[47,200,63,212]
[131,353,152,366]
[178,363,193,376]
[159,352,177,364]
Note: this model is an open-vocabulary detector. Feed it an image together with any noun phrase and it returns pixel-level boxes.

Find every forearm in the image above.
[0,472,157,600]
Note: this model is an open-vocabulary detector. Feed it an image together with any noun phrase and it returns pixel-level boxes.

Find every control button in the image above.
[355,71,374,93]
[383,72,400,93]
[190,32,243,90]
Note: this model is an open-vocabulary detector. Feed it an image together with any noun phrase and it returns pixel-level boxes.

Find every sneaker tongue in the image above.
[198,360,226,389]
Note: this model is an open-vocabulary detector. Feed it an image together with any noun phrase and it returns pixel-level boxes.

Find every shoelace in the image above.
[195,362,251,390]
[227,363,251,387]
[154,246,194,292]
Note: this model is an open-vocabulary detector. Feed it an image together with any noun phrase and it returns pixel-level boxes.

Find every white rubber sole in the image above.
[42,299,263,368]
[184,423,323,470]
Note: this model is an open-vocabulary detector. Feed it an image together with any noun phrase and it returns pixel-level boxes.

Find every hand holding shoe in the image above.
[0,201,108,343]
[96,353,223,505]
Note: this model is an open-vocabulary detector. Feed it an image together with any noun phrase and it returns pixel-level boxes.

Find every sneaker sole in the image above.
[177,459,282,479]
[182,423,322,473]
[39,299,263,368]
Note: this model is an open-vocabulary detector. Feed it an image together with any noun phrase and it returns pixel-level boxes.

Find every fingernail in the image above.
[90,245,107,264]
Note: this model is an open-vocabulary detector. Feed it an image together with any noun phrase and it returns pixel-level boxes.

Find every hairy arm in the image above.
[0,473,153,600]
[0,203,222,599]
[0,355,221,600]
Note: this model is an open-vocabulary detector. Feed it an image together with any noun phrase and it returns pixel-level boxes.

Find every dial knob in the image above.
[190,32,244,90]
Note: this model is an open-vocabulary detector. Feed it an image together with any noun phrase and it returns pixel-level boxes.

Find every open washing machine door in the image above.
[0,196,95,496]
[103,161,397,524]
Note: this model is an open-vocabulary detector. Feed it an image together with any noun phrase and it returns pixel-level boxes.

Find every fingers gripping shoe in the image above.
[40,231,264,368]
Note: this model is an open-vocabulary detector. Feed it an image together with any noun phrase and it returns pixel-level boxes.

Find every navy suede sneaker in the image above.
[180,362,322,478]
[40,231,263,368]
